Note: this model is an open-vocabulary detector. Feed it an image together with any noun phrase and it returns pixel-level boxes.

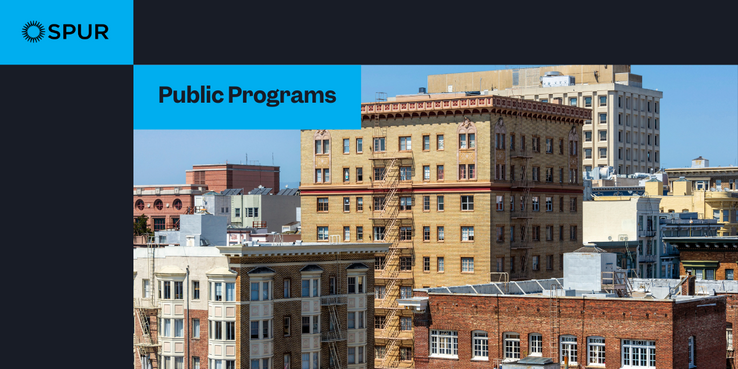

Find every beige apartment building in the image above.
[299,93,588,368]
[427,65,663,176]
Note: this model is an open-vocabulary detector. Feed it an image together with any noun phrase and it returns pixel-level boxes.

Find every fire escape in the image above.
[133,236,161,369]
[369,94,414,368]
[323,256,348,369]
[510,138,533,279]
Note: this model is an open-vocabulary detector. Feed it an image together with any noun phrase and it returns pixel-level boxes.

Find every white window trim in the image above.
[471,331,489,361]
[429,330,459,358]
[529,333,543,356]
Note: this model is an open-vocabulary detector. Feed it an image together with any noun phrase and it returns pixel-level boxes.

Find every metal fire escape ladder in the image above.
[370,98,413,369]
[509,98,533,279]
[134,237,161,361]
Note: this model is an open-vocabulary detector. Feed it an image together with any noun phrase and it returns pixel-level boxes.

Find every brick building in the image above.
[300,93,589,368]
[405,249,728,369]
[186,164,280,194]
[134,214,389,369]
[668,236,738,281]
[134,184,209,235]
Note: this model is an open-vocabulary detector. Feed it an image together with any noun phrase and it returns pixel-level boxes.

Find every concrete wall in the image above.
[180,213,227,246]
[563,252,617,291]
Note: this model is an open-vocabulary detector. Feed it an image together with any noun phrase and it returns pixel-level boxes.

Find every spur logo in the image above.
[22,21,109,43]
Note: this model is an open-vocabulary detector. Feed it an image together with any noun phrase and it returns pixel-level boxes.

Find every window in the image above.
[400,257,412,271]
[532,255,540,271]
[461,257,474,272]
[570,197,578,212]
[317,226,328,241]
[532,196,540,211]
[560,335,578,365]
[546,226,554,242]
[192,318,200,338]
[193,357,200,369]
[546,167,553,182]
[343,168,349,182]
[373,226,385,241]
[496,133,506,150]
[373,137,386,152]
[423,256,430,271]
[400,196,412,211]
[570,97,577,106]
[459,164,475,180]
[374,167,385,181]
[373,196,385,211]
[317,198,328,212]
[727,269,734,280]
[570,225,577,241]
[356,197,363,211]
[430,330,458,357]
[599,95,607,106]
[301,316,319,334]
[437,165,444,180]
[302,278,320,297]
[532,136,540,152]
[347,275,365,294]
[400,226,412,241]
[495,164,506,180]
[530,333,542,356]
[399,136,412,151]
[588,337,605,365]
[546,138,553,153]
[314,168,329,183]
[375,346,386,360]
[423,135,430,151]
[423,226,430,241]
[355,226,363,241]
[374,285,386,299]
[423,165,430,181]
[461,195,474,211]
[400,166,412,181]
[585,148,592,159]
[496,195,504,211]
[599,148,607,159]
[356,138,363,153]
[599,113,607,124]
[621,339,655,368]
[250,281,268,301]
[343,138,349,154]
[343,226,350,241]
[400,347,412,361]
[284,279,291,298]
[496,226,505,242]
[375,315,386,329]
[437,134,444,150]
[461,227,474,242]
[585,97,592,107]
[400,286,412,299]
[545,197,553,212]
[437,226,444,241]
[343,197,350,212]
[459,133,475,149]
[504,332,521,360]
[473,331,489,360]
[437,257,445,272]
[532,166,540,182]
[315,139,329,154]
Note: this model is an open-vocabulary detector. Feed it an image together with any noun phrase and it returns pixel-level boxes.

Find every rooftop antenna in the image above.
[272,152,274,165]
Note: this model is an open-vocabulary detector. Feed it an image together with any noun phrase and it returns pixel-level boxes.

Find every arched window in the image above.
[154,199,163,210]
[587,336,605,365]
[135,199,144,210]
[503,332,520,360]
[173,199,182,210]
[472,331,488,360]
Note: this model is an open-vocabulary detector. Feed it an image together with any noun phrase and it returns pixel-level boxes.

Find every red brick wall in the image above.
[415,293,727,369]
[133,193,198,232]
[672,298,726,369]
[188,164,280,193]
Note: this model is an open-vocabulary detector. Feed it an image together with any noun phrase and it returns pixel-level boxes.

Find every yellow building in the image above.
[299,92,588,368]
[645,179,738,236]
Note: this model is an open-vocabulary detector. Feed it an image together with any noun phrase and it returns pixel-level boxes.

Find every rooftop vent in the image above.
[419,87,427,94]
[544,71,562,76]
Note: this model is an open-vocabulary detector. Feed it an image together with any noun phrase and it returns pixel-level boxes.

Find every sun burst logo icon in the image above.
[22,21,45,43]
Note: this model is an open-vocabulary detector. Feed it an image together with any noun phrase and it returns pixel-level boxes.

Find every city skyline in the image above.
[134,65,737,187]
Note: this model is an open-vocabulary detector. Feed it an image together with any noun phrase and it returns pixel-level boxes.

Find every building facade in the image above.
[426,65,663,176]
[583,196,662,278]
[229,188,301,232]
[134,184,209,234]
[134,214,389,369]
[299,93,588,368]
[186,164,280,194]
[407,250,727,369]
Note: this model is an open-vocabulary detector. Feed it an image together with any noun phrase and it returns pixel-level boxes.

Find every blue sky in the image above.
[134,65,737,187]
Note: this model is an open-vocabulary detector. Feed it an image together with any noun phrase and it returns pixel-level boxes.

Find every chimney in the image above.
[682,272,696,296]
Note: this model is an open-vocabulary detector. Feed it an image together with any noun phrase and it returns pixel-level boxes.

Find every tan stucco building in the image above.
[427,65,663,176]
